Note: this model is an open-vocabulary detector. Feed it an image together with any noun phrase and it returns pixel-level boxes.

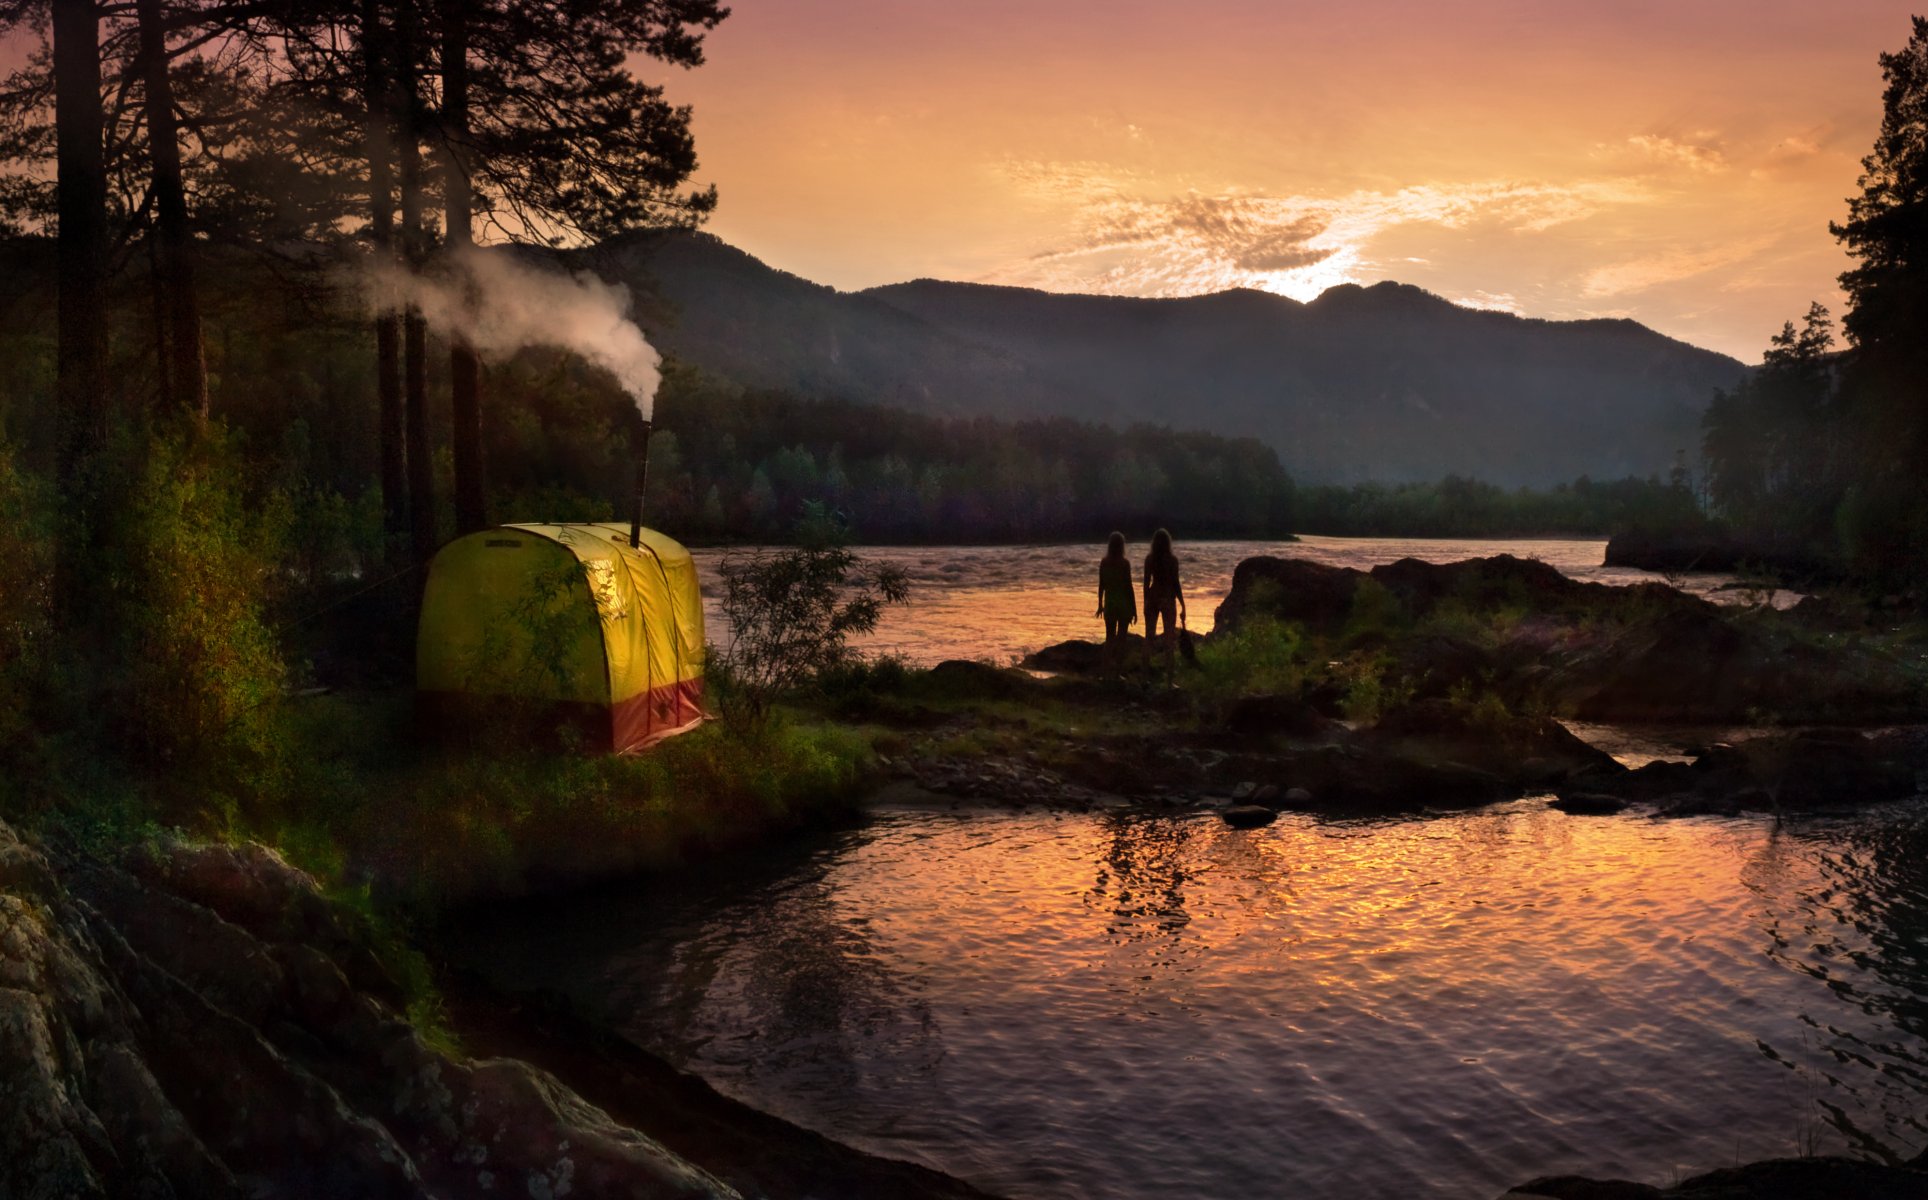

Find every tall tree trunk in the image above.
[52,0,110,615]
[362,0,406,546]
[441,3,485,534]
[136,0,207,423]
[396,6,436,562]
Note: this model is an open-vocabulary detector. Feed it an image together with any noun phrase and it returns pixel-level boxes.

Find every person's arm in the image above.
[1096,567,1106,618]
[1176,563,1187,623]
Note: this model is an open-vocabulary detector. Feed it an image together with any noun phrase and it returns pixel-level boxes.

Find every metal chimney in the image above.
[629,419,653,549]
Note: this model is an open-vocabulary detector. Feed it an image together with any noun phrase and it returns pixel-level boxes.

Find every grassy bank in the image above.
[25,692,882,916]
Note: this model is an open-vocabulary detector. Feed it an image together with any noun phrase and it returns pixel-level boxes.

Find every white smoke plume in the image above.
[358,246,661,419]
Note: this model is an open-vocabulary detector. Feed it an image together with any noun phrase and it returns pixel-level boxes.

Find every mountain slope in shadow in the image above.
[577,229,1747,487]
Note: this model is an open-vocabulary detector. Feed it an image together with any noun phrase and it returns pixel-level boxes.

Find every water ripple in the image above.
[453,801,1928,1198]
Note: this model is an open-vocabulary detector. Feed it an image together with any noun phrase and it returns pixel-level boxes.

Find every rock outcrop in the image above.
[1601,529,1837,581]
[0,820,739,1200]
[1503,1153,1928,1199]
[1554,727,1928,816]
[1210,554,1927,726]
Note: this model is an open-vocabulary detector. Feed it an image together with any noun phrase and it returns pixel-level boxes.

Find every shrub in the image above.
[1195,615,1305,699]
[713,503,909,726]
[116,428,293,822]
[0,440,54,793]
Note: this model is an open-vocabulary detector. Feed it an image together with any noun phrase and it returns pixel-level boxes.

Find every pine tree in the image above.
[1830,17,1928,578]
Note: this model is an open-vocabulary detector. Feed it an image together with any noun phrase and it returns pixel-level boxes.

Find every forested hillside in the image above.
[586,229,1748,487]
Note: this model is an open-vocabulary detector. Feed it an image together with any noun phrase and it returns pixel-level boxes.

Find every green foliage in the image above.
[1194,615,1305,700]
[114,428,293,821]
[713,504,911,726]
[1700,303,1841,545]
[1335,653,1408,724]
[1445,679,1515,734]
[0,439,53,779]
[1832,16,1928,362]
[374,714,871,911]
[1294,473,1702,538]
[647,364,1298,541]
[1343,577,1408,645]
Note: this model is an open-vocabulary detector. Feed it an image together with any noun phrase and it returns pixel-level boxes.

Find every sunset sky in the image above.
[0,3,1906,362]
[659,0,1911,362]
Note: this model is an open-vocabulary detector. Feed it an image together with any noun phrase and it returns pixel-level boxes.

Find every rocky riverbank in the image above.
[12,552,1925,1199]
[1600,529,1839,582]
[1206,553,1926,725]
[1503,1153,1928,1199]
[0,819,996,1200]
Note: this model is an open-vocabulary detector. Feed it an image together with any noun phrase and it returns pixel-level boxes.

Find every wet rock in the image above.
[1503,1176,1662,1199]
[1653,792,1754,819]
[1369,699,1623,786]
[1251,784,1281,807]
[1283,786,1315,806]
[1508,1154,1928,1199]
[1287,746,1511,812]
[1518,757,1568,787]
[1223,693,1337,738]
[1018,637,1148,674]
[1771,730,1922,808]
[1231,781,1258,801]
[1548,793,1628,816]
[1221,805,1278,828]
[1602,530,1836,581]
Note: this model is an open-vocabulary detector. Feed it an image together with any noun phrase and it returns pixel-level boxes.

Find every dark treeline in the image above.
[644,367,1293,542]
[1293,475,1702,540]
[1691,18,1928,587]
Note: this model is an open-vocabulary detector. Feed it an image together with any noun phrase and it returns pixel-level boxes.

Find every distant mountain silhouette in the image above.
[578,229,1747,486]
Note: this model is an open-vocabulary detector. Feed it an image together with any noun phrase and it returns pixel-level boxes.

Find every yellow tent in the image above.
[417,523,706,753]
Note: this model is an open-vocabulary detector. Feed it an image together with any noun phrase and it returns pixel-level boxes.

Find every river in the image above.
[449,801,1928,1199]
[689,535,1785,668]
[447,538,1918,1199]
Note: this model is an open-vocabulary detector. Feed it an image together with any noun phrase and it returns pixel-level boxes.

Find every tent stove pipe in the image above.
[629,419,653,549]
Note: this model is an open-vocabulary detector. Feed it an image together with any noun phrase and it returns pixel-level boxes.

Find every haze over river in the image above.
[689,535,1784,667]
[447,538,1918,1200]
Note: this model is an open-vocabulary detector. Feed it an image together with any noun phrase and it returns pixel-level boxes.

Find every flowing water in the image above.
[445,538,1900,1199]
[688,535,1787,667]
[451,801,1928,1199]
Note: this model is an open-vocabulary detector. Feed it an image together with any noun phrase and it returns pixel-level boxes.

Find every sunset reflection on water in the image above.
[455,799,1928,1199]
[690,536,1780,667]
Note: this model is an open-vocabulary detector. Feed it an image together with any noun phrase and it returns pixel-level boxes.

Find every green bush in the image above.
[0,440,54,794]
[713,503,910,726]
[1195,615,1305,699]
[115,428,293,823]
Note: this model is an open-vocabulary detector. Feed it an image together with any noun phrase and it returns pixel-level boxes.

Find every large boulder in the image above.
[1604,529,1839,581]
[1508,1154,1928,1199]
[0,823,743,1200]
[1283,744,1513,812]
[1368,553,1584,614]
[1212,557,1364,635]
[1222,693,1341,739]
[1020,637,1145,673]
[1369,699,1624,786]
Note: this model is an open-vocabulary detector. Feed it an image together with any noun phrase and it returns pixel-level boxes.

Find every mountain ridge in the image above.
[574,229,1747,486]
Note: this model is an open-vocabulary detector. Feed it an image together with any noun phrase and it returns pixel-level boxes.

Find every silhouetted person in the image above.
[1096,531,1137,670]
[1143,528,1186,681]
